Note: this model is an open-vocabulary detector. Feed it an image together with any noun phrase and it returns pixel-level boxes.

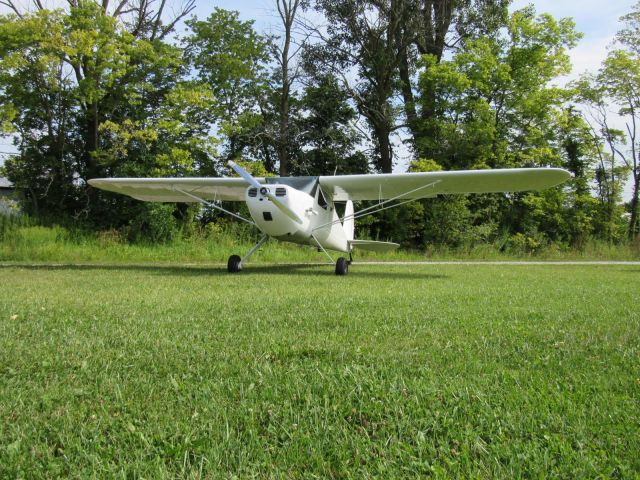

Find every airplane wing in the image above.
[90,168,570,203]
[319,168,571,201]
[88,177,264,202]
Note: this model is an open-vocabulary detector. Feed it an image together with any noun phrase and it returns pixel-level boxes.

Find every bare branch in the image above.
[0,0,23,17]
[156,0,195,40]
[113,0,130,17]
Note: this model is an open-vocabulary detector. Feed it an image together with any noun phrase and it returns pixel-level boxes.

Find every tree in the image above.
[303,0,511,173]
[557,107,599,246]
[601,51,640,239]
[183,9,271,168]
[295,74,368,176]
[304,0,404,173]
[574,2,640,240]
[0,0,195,40]
[274,0,302,177]
[397,0,511,152]
[0,2,214,236]
[417,7,580,169]
[412,7,580,245]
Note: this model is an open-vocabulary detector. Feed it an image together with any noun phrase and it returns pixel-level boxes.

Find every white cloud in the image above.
[569,36,613,76]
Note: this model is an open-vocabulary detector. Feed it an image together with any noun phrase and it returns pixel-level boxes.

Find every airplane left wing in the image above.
[319,168,571,201]
[88,177,261,202]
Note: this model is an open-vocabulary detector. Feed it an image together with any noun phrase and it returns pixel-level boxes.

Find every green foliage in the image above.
[127,204,178,243]
[0,4,217,237]
[4,215,639,264]
[295,74,369,175]
[0,212,31,240]
[571,4,640,240]
[183,9,271,166]
[409,7,591,248]
[418,7,580,169]
[408,158,443,172]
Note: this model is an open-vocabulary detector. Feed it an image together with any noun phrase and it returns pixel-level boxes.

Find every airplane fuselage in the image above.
[245,184,351,253]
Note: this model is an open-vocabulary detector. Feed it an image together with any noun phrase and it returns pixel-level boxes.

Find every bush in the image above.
[128,204,178,243]
[506,232,547,255]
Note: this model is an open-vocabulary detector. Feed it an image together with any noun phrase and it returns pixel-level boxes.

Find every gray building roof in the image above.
[0,177,13,188]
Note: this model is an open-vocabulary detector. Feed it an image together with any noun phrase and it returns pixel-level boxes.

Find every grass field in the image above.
[1,262,639,478]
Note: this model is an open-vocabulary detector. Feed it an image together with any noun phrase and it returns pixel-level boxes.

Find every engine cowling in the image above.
[245,185,313,239]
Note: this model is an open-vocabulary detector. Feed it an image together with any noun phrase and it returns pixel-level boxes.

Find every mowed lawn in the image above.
[0,263,638,478]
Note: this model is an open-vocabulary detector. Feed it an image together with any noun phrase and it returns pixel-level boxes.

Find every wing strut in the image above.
[313,180,441,233]
[173,187,256,226]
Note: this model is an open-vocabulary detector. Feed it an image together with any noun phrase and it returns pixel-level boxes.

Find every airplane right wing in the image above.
[319,168,571,202]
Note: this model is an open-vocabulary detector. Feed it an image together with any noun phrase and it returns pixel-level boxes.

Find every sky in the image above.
[1,0,638,194]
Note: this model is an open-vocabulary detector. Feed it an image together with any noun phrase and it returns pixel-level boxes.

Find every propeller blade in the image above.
[228,160,262,189]
[228,161,303,224]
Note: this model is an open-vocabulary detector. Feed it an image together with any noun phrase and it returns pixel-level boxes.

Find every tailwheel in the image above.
[227,254,242,273]
[335,257,349,276]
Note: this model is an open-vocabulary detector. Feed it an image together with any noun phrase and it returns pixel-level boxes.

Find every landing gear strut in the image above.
[227,234,269,273]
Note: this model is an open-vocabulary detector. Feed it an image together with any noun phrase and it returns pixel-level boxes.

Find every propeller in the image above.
[228,161,303,224]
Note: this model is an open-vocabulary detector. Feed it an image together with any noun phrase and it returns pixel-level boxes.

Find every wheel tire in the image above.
[335,257,349,276]
[227,254,242,273]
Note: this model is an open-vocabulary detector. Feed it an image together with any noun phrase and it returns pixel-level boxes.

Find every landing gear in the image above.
[335,257,349,276]
[227,254,242,273]
[227,234,269,273]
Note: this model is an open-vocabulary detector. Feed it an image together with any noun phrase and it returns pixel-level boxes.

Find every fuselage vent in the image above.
[276,187,286,197]
[248,188,257,197]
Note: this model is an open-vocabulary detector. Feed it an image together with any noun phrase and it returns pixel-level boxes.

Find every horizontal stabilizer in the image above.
[349,240,400,252]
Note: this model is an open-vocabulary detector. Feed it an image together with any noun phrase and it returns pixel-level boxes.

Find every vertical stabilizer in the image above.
[343,200,354,241]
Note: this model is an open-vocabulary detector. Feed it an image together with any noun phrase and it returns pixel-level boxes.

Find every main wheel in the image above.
[335,257,349,276]
[227,254,242,273]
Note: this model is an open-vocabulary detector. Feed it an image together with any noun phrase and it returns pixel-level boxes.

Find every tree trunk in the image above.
[629,174,639,239]
[279,80,290,177]
[397,44,420,148]
[85,101,99,179]
[373,122,393,173]
[276,0,299,178]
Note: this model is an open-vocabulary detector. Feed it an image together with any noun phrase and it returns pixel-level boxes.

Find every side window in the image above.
[317,187,328,210]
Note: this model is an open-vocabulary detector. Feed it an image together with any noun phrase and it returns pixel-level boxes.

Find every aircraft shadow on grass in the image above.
[1,263,447,280]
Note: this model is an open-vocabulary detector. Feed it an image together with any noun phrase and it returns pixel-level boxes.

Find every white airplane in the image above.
[89,162,570,275]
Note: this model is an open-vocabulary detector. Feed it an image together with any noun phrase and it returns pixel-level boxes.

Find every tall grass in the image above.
[1,213,639,263]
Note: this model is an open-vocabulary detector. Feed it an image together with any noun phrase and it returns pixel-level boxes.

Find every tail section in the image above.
[348,240,400,252]
[343,200,354,241]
